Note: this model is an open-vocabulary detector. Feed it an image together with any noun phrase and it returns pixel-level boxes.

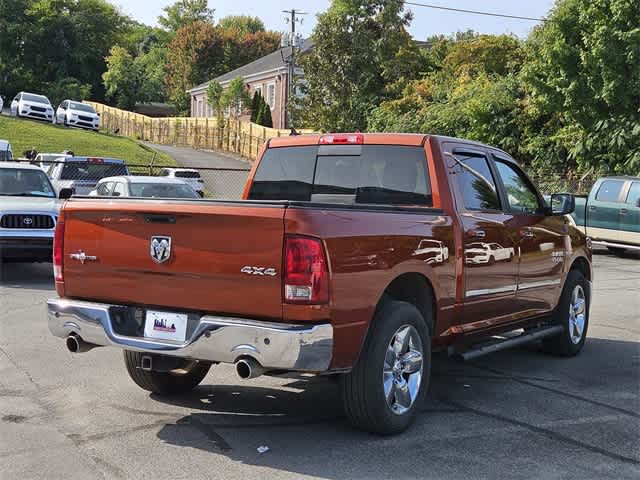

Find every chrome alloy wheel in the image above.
[383,325,424,415]
[569,285,586,344]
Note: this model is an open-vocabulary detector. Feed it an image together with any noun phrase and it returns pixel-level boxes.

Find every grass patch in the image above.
[0,116,175,168]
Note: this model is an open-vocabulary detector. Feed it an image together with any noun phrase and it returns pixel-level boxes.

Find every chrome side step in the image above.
[592,240,640,251]
[460,325,563,361]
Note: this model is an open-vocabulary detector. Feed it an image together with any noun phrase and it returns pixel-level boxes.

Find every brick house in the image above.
[188,39,313,129]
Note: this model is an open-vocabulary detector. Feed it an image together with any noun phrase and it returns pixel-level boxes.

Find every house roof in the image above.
[188,38,314,93]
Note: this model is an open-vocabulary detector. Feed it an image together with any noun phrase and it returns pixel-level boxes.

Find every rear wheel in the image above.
[543,270,589,356]
[123,351,211,394]
[340,300,431,435]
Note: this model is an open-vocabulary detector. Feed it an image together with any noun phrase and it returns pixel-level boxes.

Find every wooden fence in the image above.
[86,102,313,161]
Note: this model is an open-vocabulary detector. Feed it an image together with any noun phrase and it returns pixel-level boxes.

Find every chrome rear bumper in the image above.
[47,299,333,372]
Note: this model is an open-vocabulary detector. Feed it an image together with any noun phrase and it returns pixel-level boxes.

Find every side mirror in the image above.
[550,193,575,215]
[636,198,640,208]
[59,188,73,200]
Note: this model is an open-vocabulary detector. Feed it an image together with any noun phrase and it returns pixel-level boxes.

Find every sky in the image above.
[114,0,557,39]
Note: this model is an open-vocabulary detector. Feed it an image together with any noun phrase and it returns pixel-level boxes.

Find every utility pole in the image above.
[282,9,306,129]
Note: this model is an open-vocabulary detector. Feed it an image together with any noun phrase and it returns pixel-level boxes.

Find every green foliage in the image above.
[255,96,273,128]
[218,15,265,35]
[103,46,141,109]
[46,77,92,107]
[0,0,130,101]
[159,0,215,31]
[295,0,419,132]
[522,0,640,173]
[250,91,262,122]
[221,77,251,119]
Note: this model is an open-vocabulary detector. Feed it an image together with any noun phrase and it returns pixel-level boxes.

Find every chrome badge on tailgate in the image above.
[150,236,172,263]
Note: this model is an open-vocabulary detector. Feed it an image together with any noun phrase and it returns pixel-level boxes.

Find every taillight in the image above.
[284,236,329,304]
[53,219,65,282]
[319,133,364,145]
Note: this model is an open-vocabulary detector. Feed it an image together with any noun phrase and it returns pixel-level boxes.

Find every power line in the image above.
[403,1,548,22]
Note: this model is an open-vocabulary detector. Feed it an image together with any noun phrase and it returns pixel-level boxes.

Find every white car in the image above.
[465,242,515,265]
[89,176,200,199]
[0,140,13,162]
[56,100,100,131]
[159,168,204,196]
[46,156,129,196]
[0,162,65,262]
[10,92,55,123]
[0,95,4,113]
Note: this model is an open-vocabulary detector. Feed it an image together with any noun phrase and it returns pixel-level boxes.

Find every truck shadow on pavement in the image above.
[153,337,640,478]
[0,262,54,291]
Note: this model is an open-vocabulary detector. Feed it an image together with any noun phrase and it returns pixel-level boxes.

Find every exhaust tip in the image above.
[235,357,265,380]
[66,334,80,353]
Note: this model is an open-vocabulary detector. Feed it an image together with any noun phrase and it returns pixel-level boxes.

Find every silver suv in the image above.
[46,157,129,195]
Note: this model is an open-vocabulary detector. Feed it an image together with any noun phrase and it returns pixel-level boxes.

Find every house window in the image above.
[254,85,263,97]
[197,99,204,117]
[267,83,276,110]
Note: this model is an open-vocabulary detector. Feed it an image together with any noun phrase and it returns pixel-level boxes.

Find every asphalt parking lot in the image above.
[0,248,638,480]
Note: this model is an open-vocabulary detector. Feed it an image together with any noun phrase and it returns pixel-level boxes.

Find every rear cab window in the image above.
[59,162,128,181]
[248,145,432,207]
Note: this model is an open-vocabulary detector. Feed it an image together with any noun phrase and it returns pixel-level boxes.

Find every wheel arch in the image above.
[353,272,437,366]
[569,255,591,282]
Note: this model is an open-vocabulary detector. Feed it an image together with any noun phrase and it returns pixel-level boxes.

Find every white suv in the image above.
[159,168,204,196]
[10,92,55,123]
[56,100,100,131]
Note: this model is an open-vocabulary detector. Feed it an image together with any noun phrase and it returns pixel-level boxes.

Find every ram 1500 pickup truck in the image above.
[47,133,592,435]
[571,175,640,254]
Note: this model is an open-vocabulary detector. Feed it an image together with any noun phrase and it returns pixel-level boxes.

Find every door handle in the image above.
[588,205,597,211]
[520,229,535,239]
[619,208,628,215]
[468,229,486,239]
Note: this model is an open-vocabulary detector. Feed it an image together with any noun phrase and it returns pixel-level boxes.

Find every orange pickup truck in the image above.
[47,133,592,434]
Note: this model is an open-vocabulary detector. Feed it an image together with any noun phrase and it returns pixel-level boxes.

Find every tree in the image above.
[135,46,168,103]
[46,77,92,107]
[218,15,265,35]
[258,96,273,128]
[220,77,250,119]
[522,0,640,174]
[207,80,223,118]
[159,0,214,31]
[250,91,261,122]
[295,0,419,131]
[102,46,141,109]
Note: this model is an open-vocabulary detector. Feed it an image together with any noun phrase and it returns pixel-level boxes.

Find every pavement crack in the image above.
[436,396,640,466]
[469,363,640,419]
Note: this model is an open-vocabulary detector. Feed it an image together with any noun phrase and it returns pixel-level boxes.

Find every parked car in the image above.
[46,157,129,195]
[159,168,204,196]
[570,175,640,254]
[47,133,591,435]
[34,153,73,171]
[10,92,55,123]
[465,242,515,265]
[0,162,69,262]
[0,95,4,112]
[56,100,100,131]
[89,176,200,199]
[0,140,13,162]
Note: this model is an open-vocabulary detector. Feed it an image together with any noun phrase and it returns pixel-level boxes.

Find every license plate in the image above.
[144,310,188,342]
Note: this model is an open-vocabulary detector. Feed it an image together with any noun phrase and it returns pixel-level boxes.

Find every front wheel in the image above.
[341,300,431,435]
[123,351,211,394]
[543,270,590,356]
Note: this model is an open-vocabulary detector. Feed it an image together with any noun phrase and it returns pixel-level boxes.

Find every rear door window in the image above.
[453,153,501,211]
[595,180,624,202]
[625,182,640,206]
[249,145,432,206]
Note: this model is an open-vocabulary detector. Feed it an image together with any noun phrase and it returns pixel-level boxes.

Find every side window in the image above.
[626,182,640,206]
[493,159,541,214]
[595,180,624,202]
[453,153,501,211]
[112,182,126,197]
[96,182,113,196]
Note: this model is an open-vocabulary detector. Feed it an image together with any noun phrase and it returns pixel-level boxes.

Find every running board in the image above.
[592,240,640,251]
[460,325,563,361]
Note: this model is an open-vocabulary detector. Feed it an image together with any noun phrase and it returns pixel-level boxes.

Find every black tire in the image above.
[340,300,431,435]
[607,246,627,256]
[488,255,495,265]
[123,351,211,394]
[543,270,590,356]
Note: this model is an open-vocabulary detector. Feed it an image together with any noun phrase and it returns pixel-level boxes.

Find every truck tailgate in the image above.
[61,199,285,320]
